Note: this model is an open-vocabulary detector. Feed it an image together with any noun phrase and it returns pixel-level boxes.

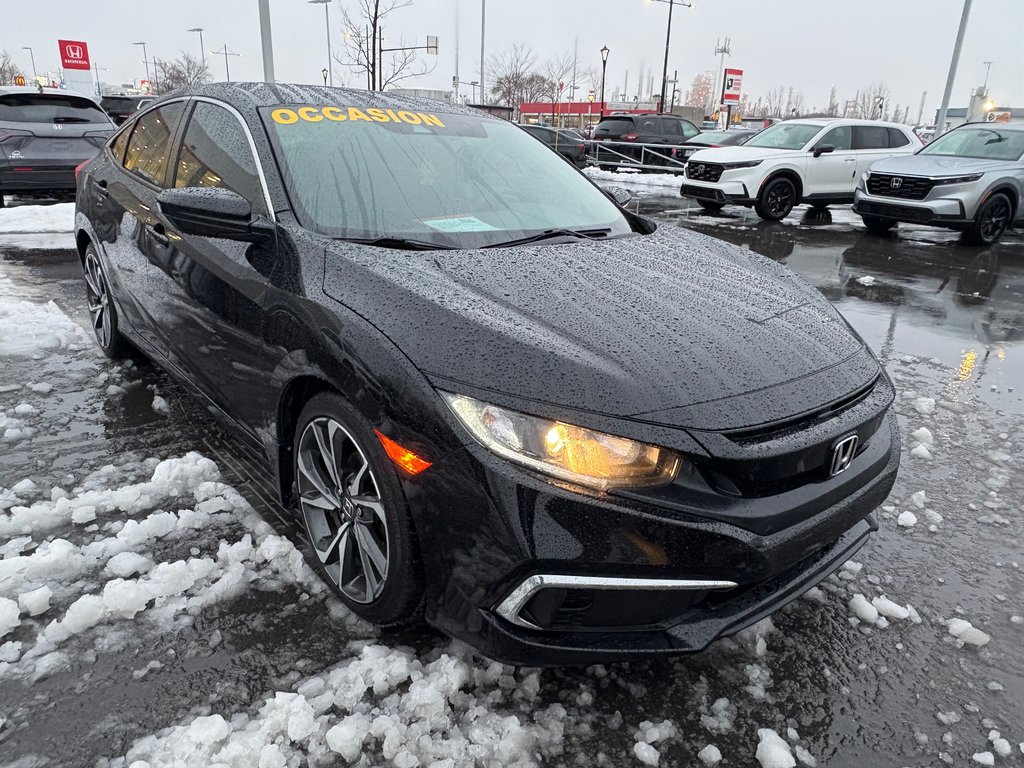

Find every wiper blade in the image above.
[483,227,612,249]
[51,117,91,123]
[337,236,455,251]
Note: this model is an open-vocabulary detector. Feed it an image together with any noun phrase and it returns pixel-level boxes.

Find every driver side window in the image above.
[818,126,852,151]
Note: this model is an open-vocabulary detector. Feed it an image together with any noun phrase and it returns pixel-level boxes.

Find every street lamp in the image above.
[22,47,37,79]
[308,0,333,87]
[133,42,150,87]
[321,68,329,86]
[187,28,206,72]
[649,0,693,114]
[599,45,610,119]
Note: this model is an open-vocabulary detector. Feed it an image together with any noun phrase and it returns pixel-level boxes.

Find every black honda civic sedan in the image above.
[74,84,899,665]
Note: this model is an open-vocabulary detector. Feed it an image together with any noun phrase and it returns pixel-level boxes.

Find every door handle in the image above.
[93,178,109,196]
[147,223,169,247]
[844,158,856,162]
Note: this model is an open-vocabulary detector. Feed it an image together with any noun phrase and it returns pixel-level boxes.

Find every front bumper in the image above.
[412,407,900,666]
[680,178,755,206]
[853,188,971,227]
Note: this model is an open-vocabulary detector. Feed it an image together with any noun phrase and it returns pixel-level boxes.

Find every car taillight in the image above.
[577,143,585,151]
[74,160,89,179]
[622,133,638,141]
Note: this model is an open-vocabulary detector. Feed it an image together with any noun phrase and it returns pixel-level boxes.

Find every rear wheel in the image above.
[294,393,423,626]
[861,215,896,235]
[964,193,1012,246]
[82,245,128,359]
[0,191,5,208]
[697,200,725,213]
[755,177,797,221]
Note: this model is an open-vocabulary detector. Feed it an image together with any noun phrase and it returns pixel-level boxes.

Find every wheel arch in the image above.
[275,373,340,507]
[985,184,1019,219]
[759,168,804,200]
[75,229,92,264]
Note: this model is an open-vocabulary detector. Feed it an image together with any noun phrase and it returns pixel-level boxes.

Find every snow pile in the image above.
[756,728,795,768]
[633,742,660,765]
[897,511,918,528]
[111,645,568,768]
[988,730,1012,758]
[151,395,170,415]
[698,744,722,765]
[0,202,75,234]
[973,752,994,766]
[0,597,19,638]
[700,697,735,734]
[584,167,683,189]
[855,275,876,286]
[947,618,991,648]
[0,278,89,357]
[913,397,936,415]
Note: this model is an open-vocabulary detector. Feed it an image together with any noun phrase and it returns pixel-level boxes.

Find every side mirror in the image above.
[157,187,269,241]
[601,185,633,206]
[812,144,835,158]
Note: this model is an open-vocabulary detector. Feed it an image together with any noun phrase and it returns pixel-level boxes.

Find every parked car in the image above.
[674,128,760,162]
[0,87,115,207]
[854,122,1024,245]
[100,94,151,125]
[520,124,588,168]
[591,113,701,170]
[680,118,921,219]
[75,85,899,665]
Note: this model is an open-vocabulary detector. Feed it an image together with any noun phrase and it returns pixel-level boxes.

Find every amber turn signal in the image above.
[374,429,432,475]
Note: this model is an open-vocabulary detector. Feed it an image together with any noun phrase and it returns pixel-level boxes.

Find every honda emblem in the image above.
[696,164,705,174]
[890,177,903,189]
[829,435,859,477]
[65,44,84,60]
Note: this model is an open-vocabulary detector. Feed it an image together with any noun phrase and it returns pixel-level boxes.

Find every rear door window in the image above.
[594,118,635,137]
[122,102,187,186]
[173,101,266,213]
[853,125,890,150]
[887,127,910,148]
[659,118,684,139]
[0,93,109,124]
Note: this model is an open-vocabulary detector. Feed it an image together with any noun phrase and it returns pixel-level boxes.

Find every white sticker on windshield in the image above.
[421,216,498,233]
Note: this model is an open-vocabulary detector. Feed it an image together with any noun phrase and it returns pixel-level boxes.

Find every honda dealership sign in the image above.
[58,39,91,70]
[722,68,743,104]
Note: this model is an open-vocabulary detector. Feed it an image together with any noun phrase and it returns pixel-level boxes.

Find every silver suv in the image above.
[854,122,1024,245]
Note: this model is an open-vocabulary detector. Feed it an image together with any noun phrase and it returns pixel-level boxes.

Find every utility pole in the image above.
[917,90,927,126]
[651,0,692,114]
[258,0,276,82]
[188,28,206,73]
[151,57,160,94]
[711,37,730,117]
[211,45,241,82]
[982,60,993,91]
[479,0,486,104]
[133,42,151,87]
[92,62,108,96]
[453,0,460,101]
[935,0,972,136]
[308,1,333,86]
[22,47,37,80]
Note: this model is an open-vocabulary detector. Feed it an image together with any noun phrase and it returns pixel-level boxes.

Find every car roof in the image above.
[0,86,97,100]
[150,82,483,119]
[778,117,912,130]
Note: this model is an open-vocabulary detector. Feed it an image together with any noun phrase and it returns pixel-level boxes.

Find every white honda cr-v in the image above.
[680,119,922,221]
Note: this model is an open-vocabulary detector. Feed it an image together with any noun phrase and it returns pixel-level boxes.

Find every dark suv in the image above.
[592,114,701,169]
[0,87,115,207]
[100,95,151,125]
[520,124,588,168]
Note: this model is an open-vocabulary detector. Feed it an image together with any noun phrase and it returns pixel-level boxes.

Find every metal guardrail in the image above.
[588,139,690,174]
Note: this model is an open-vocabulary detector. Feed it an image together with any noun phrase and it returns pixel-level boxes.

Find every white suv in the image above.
[680,119,922,221]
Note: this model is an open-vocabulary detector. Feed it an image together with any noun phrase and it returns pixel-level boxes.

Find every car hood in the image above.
[321,227,874,431]
[687,145,795,164]
[869,154,1017,176]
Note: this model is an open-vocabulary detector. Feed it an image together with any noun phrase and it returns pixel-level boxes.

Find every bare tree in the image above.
[485,44,537,107]
[540,53,573,100]
[762,86,786,117]
[154,52,209,95]
[0,50,24,86]
[856,82,892,120]
[333,0,433,91]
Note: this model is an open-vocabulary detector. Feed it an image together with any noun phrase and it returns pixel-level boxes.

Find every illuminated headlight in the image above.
[441,392,682,491]
[720,160,763,170]
[933,173,984,185]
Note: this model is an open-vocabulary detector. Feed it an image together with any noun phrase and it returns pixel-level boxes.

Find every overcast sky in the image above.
[7,0,1022,118]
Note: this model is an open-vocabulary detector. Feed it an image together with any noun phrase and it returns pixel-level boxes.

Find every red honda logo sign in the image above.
[58,39,91,70]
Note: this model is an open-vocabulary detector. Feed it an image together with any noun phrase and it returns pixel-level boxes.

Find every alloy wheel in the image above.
[83,251,113,350]
[979,198,1010,243]
[765,182,794,218]
[297,417,390,604]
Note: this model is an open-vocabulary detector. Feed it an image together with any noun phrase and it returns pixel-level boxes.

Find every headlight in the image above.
[933,173,984,185]
[441,392,682,491]
[720,160,763,170]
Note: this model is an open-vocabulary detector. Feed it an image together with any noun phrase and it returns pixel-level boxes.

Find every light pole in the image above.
[22,47,37,80]
[308,0,334,87]
[935,0,972,135]
[599,45,610,119]
[650,0,692,114]
[211,45,241,82]
[133,42,150,87]
[93,62,108,96]
[258,0,276,82]
[187,28,206,72]
[479,0,486,104]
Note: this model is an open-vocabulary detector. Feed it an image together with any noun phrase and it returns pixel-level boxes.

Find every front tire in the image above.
[82,245,127,359]
[862,215,896,235]
[964,193,1012,246]
[294,393,423,626]
[755,177,797,221]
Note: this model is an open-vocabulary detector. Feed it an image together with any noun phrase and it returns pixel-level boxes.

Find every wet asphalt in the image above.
[0,191,1021,767]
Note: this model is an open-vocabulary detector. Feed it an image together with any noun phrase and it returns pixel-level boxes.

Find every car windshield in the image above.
[743,122,822,150]
[100,97,141,111]
[0,94,109,124]
[920,125,1024,161]
[261,105,633,248]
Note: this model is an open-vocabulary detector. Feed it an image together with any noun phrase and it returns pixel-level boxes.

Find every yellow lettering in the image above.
[396,111,422,125]
[385,109,401,122]
[419,113,445,127]
[348,107,372,122]
[321,106,346,121]
[298,107,323,122]
[271,108,298,125]
[366,108,391,123]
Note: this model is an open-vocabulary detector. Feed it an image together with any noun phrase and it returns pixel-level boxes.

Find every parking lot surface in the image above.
[0,188,1021,767]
